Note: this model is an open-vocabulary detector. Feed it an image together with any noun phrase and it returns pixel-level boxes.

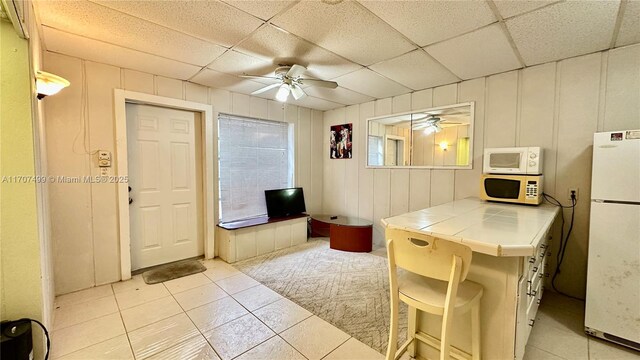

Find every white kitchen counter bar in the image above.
[382,197,561,360]
[381,197,559,257]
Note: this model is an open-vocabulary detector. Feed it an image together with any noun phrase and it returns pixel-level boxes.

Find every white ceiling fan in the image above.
[412,115,463,134]
[240,64,338,102]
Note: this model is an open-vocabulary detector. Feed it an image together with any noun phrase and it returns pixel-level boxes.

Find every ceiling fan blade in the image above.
[300,79,338,89]
[250,83,282,95]
[240,74,280,81]
[287,64,307,78]
[290,84,306,100]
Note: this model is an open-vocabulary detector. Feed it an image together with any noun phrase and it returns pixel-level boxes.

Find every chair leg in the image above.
[407,306,418,358]
[471,302,481,360]
[386,293,400,360]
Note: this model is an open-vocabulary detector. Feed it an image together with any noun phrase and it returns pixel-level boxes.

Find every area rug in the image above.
[234,239,407,353]
[142,259,206,284]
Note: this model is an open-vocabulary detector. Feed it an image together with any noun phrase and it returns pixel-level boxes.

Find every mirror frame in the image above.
[366,101,475,169]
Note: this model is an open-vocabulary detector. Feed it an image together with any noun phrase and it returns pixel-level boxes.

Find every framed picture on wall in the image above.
[330,123,352,159]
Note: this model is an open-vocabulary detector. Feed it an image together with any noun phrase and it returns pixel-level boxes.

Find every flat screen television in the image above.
[265,187,306,218]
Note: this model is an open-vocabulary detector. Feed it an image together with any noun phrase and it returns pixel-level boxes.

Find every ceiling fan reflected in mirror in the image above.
[412,115,443,134]
[412,115,463,135]
[240,64,338,102]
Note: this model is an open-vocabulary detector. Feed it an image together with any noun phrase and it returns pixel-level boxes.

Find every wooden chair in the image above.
[385,228,483,360]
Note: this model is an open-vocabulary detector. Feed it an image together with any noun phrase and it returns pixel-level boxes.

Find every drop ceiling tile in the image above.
[333,68,411,99]
[425,24,522,80]
[43,27,201,80]
[190,69,266,94]
[272,1,416,65]
[493,0,559,19]
[369,50,460,90]
[616,0,640,47]
[235,25,362,81]
[93,0,264,48]
[505,1,620,66]
[359,0,496,47]
[303,86,374,106]
[37,0,225,66]
[250,87,280,101]
[207,50,276,85]
[222,0,296,21]
[290,96,344,111]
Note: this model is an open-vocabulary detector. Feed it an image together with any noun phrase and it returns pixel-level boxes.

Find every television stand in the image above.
[310,215,373,253]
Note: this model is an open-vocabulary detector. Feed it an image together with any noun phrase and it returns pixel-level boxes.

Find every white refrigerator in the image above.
[585,130,640,350]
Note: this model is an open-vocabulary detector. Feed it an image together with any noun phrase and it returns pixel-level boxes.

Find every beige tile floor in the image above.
[525,291,639,360]
[50,258,639,360]
[50,259,382,360]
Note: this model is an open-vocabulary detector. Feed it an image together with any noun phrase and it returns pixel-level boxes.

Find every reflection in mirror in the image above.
[366,102,474,168]
[411,104,472,167]
[367,115,411,166]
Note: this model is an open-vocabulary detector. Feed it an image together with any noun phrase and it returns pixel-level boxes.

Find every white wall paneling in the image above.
[551,53,601,297]
[44,52,323,295]
[155,76,183,99]
[321,44,640,298]
[455,77,486,200]
[357,102,375,223]
[86,61,122,285]
[485,71,518,148]
[344,105,360,218]
[603,45,640,131]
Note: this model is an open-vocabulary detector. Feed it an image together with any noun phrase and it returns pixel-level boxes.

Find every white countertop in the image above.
[381,198,559,257]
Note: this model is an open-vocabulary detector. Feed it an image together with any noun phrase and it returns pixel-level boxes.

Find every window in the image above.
[218,114,293,222]
[368,135,383,166]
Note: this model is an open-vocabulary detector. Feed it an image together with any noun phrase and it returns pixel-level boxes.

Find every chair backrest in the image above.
[385,228,473,282]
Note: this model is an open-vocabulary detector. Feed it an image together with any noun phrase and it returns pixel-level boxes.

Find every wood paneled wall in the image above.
[44,52,324,295]
[322,44,640,298]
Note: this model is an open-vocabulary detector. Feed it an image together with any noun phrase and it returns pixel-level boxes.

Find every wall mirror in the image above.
[366,102,474,169]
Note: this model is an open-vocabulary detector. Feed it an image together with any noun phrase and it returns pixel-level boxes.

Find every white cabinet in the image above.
[384,198,560,360]
[274,224,292,250]
[515,231,551,359]
[217,217,308,263]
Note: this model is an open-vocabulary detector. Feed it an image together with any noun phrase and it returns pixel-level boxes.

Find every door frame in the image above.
[384,134,406,166]
[114,89,215,281]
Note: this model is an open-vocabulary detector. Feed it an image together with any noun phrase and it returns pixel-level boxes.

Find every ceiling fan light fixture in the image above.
[423,123,442,135]
[276,84,290,102]
[290,84,306,100]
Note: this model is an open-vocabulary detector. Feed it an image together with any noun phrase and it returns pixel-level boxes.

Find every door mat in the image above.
[142,259,206,284]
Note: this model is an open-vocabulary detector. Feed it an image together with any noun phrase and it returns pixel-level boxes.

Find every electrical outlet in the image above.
[568,188,579,201]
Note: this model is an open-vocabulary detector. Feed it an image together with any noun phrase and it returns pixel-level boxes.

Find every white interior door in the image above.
[386,139,397,165]
[126,103,203,270]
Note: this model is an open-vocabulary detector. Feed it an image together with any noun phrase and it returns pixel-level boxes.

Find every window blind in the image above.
[368,135,383,166]
[218,114,293,222]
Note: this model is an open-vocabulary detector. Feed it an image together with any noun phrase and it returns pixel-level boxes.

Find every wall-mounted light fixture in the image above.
[36,71,70,99]
[439,141,448,151]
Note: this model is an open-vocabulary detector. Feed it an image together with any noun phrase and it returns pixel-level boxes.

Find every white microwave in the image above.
[480,174,544,205]
[483,147,543,175]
